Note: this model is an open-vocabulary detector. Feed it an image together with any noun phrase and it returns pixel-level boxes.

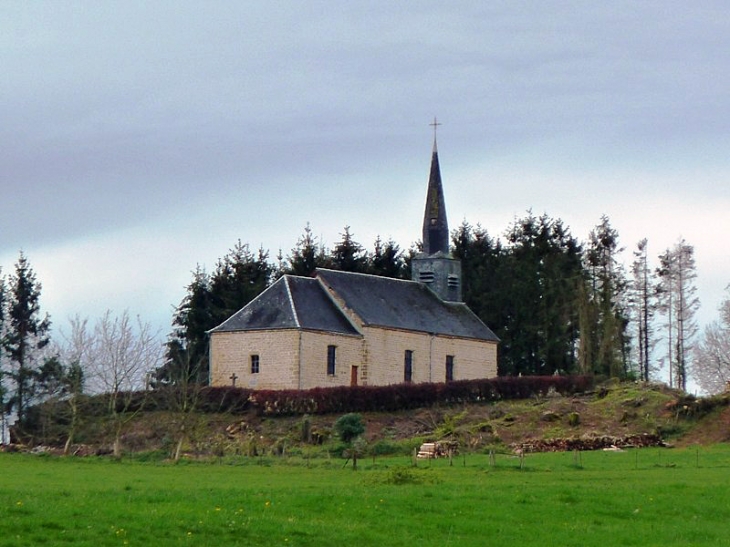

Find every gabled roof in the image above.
[210,275,360,336]
[315,269,499,342]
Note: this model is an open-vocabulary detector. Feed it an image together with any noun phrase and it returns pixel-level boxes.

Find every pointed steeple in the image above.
[422,128,450,255]
[412,119,463,302]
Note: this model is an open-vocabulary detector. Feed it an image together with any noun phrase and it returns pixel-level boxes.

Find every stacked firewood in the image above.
[513,433,665,453]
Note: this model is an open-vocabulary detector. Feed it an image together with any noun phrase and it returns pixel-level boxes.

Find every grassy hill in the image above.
[14,380,730,459]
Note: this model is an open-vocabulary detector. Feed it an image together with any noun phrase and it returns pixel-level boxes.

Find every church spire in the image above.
[422,117,449,255]
[412,118,462,302]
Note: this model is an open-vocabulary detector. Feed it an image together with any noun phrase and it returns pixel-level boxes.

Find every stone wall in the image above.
[210,326,497,390]
[363,326,497,385]
[210,330,301,390]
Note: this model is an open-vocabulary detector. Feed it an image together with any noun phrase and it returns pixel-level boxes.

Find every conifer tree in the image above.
[284,223,331,276]
[581,217,629,378]
[498,213,583,376]
[630,239,656,381]
[367,236,406,278]
[161,242,272,384]
[4,252,51,426]
[331,226,366,272]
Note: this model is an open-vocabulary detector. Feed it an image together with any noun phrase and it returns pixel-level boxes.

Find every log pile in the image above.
[512,433,665,453]
[417,440,459,458]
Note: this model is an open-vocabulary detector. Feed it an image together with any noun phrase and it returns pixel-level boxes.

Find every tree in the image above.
[27,355,83,447]
[3,252,51,428]
[0,268,6,443]
[334,413,366,470]
[331,226,366,273]
[692,289,730,394]
[161,242,273,385]
[283,223,330,277]
[54,315,90,453]
[451,221,507,359]
[629,239,656,381]
[580,217,629,378]
[367,236,406,278]
[334,412,365,443]
[499,213,583,376]
[83,310,162,457]
[656,240,700,391]
[160,267,213,385]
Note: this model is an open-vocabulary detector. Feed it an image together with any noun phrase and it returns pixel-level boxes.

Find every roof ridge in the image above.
[315,268,418,285]
[283,276,301,328]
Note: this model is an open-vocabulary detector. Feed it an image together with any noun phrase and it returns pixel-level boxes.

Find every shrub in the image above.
[334,413,365,443]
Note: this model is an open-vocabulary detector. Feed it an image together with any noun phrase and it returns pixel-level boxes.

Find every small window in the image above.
[327,345,337,376]
[445,355,454,382]
[251,354,260,374]
[404,350,413,383]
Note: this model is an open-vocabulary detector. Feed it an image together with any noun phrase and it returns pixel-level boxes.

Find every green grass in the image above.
[1,446,730,546]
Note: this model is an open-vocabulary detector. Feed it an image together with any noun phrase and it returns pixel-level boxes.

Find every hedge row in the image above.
[31,376,594,425]
[199,375,594,416]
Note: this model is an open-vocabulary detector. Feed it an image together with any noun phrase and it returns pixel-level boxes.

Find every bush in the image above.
[333,413,365,443]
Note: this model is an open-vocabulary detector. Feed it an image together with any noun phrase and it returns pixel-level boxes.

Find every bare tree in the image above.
[656,240,700,391]
[54,315,91,453]
[692,290,730,394]
[61,311,162,457]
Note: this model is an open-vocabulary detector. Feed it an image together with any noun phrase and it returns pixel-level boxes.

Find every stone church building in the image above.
[208,139,498,390]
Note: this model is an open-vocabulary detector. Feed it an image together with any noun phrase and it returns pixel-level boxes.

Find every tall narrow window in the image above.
[327,345,337,376]
[445,355,454,382]
[404,350,413,383]
[251,354,260,374]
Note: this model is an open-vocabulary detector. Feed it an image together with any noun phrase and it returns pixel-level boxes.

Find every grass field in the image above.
[1,446,729,546]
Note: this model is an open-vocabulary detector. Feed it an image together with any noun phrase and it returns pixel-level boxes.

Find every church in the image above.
[208,136,499,390]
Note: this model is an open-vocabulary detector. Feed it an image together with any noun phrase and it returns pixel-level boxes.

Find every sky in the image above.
[2,2,729,367]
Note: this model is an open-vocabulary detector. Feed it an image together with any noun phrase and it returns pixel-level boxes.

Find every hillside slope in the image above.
[15,381,730,457]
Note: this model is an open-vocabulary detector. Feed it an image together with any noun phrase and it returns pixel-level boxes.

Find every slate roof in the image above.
[210,275,360,335]
[211,269,499,343]
[315,269,499,342]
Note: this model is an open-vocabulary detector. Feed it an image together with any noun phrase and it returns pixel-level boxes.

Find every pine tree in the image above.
[4,252,51,426]
[630,239,656,381]
[367,236,406,278]
[160,266,213,385]
[331,226,366,272]
[498,213,583,376]
[161,242,273,385]
[284,224,330,277]
[581,217,629,378]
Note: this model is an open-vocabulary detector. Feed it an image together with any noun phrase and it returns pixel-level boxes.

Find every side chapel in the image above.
[208,134,499,389]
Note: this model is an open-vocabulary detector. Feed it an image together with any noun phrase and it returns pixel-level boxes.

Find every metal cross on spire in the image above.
[430,116,441,147]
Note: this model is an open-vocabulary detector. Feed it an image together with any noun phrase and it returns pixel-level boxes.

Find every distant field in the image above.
[1,446,729,546]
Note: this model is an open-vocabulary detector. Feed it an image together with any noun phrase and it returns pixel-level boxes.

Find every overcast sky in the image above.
[2,2,729,363]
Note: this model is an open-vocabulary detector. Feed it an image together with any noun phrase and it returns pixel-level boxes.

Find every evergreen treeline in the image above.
[157,225,408,385]
[161,213,700,386]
